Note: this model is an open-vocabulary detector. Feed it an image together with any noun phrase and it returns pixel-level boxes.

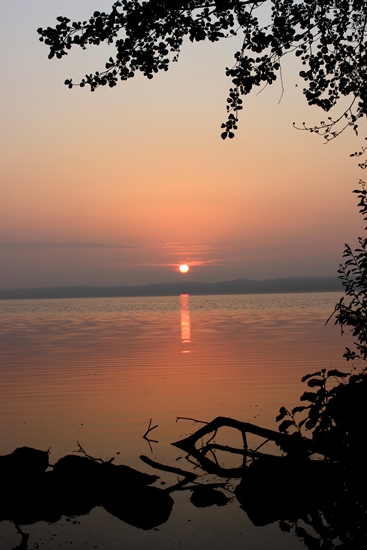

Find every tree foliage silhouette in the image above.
[38,0,367,140]
[334,183,367,362]
[276,183,367,462]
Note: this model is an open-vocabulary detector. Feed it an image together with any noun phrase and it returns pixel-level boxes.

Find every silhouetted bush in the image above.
[277,183,367,462]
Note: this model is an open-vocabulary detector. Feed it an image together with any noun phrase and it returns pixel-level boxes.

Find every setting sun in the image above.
[179,264,189,273]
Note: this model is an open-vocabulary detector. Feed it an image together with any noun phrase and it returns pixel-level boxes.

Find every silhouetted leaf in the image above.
[307,378,325,388]
[327,369,350,379]
[301,371,321,382]
[276,407,288,422]
[291,406,308,415]
[37,1,367,140]
[278,420,294,433]
[300,392,319,403]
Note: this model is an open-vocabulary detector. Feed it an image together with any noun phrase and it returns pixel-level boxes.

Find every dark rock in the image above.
[53,455,158,487]
[0,447,49,479]
[235,457,338,526]
[0,448,168,530]
[103,485,174,530]
[190,486,230,508]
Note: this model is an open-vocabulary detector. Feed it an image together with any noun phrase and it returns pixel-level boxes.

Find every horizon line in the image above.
[0,276,342,300]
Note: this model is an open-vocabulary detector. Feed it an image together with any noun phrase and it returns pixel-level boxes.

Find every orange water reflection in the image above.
[180,294,191,351]
[0,294,352,462]
[0,294,355,550]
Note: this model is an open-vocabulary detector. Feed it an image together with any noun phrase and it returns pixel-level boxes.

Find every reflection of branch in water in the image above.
[183,453,205,471]
[140,454,197,492]
[140,455,231,504]
[204,443,246,457]
[176,417,220,464]
[172,420,367,547]
[171,414,366,535]
[208,447,219,468]
[204,442,287,464]
[3,423,366,550]
[142,419,159,453]
[204,428,218,447]
[181,482,229,491]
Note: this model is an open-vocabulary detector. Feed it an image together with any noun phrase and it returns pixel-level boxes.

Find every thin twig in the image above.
[277,61,284,105]
[208,447,220,467]
[74,441,114,464]
[143,419,159,452]
[252,438,270,453]
[143,418,159,440]
[204,443,247,456]
[205,428,218,446]
[140,455,196,479]
[176,416,208,425]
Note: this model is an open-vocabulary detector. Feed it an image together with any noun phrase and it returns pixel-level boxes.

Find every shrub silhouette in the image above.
[277,183,367,462]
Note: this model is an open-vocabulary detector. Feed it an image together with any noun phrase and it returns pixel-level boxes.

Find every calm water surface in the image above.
[0,293,353,549]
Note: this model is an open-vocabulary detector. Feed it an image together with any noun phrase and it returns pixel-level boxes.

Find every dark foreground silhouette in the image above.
[2,429,367,550]
[0,446,172,531]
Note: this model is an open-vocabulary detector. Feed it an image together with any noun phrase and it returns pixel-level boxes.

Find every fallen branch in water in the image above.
[139,455,230,495]
[140,455,196,480]
[172,416,313,451]
[171,416,324,473]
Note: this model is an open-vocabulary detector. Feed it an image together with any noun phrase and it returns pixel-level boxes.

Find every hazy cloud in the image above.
[0,242,139,251]
[161,243,222,250]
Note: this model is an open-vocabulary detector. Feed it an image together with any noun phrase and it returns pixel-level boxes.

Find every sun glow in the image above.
[179,264,189,273]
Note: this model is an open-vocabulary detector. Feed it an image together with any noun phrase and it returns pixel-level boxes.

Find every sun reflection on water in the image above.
[180,294,191,352]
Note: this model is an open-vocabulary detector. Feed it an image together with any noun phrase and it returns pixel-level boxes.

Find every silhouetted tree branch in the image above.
[38,1,367,141]
[140,454,196,480]
[173,415,317,454]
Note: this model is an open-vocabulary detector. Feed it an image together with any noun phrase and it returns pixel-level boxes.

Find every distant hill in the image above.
[0,277,343,300]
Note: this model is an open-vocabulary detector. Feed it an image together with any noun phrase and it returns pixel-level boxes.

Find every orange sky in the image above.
[0,1,365,288]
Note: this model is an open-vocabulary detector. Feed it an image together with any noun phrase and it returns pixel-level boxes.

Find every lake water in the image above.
[0,292,354,549]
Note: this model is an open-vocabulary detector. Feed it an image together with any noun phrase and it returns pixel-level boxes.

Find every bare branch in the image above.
[74,441,114,464]
[176,416,208,425]
[140,455,196,480]
[143,419,159,452]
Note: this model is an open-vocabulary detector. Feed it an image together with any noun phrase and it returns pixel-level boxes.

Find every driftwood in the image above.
[2,435,367,550]
[170,415,367,547]
[172,416,320,457]
[170,416,325,479]
[140,454,196,481]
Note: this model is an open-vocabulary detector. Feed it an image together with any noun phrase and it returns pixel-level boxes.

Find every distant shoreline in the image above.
[0,276,343,300]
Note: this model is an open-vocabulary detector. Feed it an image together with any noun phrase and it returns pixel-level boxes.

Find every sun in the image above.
[179,264,189,273]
